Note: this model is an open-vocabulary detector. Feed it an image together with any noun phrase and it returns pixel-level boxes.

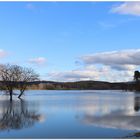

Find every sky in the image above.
[0,1,140,82]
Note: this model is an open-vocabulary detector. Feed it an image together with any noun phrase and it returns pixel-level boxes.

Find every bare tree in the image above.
[0,64,22,101]
[0,64,39,100]
[18,67,39,98]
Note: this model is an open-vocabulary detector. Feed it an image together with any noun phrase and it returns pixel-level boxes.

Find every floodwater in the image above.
[0,90,140,138]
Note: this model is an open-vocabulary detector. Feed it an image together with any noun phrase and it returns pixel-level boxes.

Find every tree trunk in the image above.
[18,90,24,99]
[10,90,13,101]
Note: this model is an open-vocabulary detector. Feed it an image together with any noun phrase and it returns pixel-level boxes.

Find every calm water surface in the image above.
[0,90,140,138]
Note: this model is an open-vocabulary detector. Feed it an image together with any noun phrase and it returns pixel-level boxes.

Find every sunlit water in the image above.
[0,90,140,138]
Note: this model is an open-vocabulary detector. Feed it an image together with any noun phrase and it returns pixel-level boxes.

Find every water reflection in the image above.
[76,94,140,131]
[0,90,140,138]
[0,98,43,131]
[134,96,140,112]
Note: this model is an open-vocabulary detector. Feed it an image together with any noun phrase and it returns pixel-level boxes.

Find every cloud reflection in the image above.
[76,94,140,131]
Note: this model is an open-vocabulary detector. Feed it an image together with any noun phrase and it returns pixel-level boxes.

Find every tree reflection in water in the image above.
[134,96,140,112]
[0,99,43,131]
[126,96,140,138]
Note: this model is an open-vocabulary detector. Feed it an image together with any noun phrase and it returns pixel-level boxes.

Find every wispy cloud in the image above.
[98,22,116,29]
[28,57,46,65]
[25,3,38,12]
[99,18,140,30]
[111,2,140,16]
[0,49,8,58]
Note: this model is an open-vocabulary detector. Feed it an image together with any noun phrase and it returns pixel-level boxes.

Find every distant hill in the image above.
[25,80,136,90]
[0,80,137,90]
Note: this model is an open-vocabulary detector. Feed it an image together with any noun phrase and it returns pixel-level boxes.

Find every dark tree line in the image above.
[0,64,39,101]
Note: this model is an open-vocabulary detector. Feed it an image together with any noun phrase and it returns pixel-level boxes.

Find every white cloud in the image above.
[111,2,140,16]
[80,49,140,71]
[111,64,137,71]
[0,49,7,58]
[46,49,140,82]
[28,57,46,65]
[47,65,106,82]
[47,65,134,82]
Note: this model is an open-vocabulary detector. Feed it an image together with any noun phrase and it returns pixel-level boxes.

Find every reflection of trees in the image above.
[134,96,140,112]
[125,96,140,138]
[125,131,140,138]
[0,99,42,131]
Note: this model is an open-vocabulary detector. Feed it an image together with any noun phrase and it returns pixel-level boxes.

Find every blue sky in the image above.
[0,2,140,82]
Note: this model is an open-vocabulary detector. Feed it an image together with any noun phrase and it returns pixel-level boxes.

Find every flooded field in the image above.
[0,90,140,138]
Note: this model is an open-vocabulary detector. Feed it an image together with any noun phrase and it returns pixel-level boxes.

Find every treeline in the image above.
[23,80,136,90]
[20,70,140,91]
